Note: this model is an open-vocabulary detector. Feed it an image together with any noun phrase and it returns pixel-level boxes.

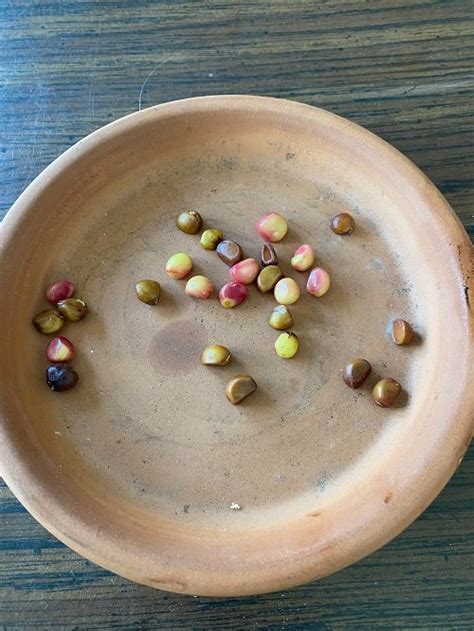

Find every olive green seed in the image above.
[201,344,231,366]
[269,305,294,330]
[176,210,203,234]
[200,228,224,250]
[135,279,161,305]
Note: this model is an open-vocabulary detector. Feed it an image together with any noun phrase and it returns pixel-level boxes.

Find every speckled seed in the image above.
[33,309,64,334]
[200,228,224,250]
[135,279,161,305]
[256,212,288,242]
[260,242,278,266]
[342,359,372,389]
[331,212,355,235]
[46,280,75,305]
[185,275,213,299]
[306,267,331,297]
[176,210,203,234]
[257,265,283,293]
[230,258,260,285]
[46,364,79,392]
[219,282,248,308]
[269,305,294,330]
[291,244,315,272]
[57,298,88,322]
[216,240,243,266]
[274,278,300,305]
[372,378,401,407]
[225,374,257,405]
[201,344,231,366]
[391,319,414,345]
[166,253,193,279]
[275,332,299,358]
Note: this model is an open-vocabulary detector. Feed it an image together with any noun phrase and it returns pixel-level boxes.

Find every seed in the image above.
[46,336,75,363]
[291,244,315,272]
[219,282,248,308]
[230,258,260,285]
[135,279,161,305]
[46,364,79,392]
[185,275,213,299]
[261,242,278,266]
[306,267,331,297]
[257,265,283,293]
[256,212,288,242]
[57,298,88,322]
[274,278,300,305]
[342,359,372,389]
[200,228,223,250]
[269,305,294,330]
[46,280,75,305]
[225,374,257,404]
[166,253,193,279]
[33,309,64,334]
[201,344,231,366]
[372,378,401,407]
[331,212,355,235]
[216,240,243,266]
[391,319,414,345]
[275,332,299,358]
[176,210,203,234]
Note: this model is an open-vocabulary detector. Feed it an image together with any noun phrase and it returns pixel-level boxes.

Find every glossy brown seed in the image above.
[331,212,355,235]
[135,279,161,305]
[57,298,88,322]
[342,359,372,389]
[33,309,64,334]
[225,374,257,405]
[261,242,278,266]
[372,378,401,408]
[216,240,243,266]
[391,319,414,345]
[269,305,294,330]
[257,265,283,293]
[176,210,203,234]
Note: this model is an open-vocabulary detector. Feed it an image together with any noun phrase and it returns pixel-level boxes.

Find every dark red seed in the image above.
[46,336,75,363]
[46,280,75,305]
[46,364,79,392]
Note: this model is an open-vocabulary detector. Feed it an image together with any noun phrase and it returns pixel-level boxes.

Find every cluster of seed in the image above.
[32,280,89,391]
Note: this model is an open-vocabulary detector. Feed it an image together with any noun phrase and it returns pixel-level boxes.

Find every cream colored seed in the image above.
[290,244,315,272]
[274,278,300,305]
[185,275,213,299]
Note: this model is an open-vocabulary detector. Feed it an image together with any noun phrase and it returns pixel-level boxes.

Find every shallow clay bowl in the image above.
[0,96,472,596]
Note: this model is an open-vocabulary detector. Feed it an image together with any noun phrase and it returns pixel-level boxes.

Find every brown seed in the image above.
[331,212,355,235]
[342,359,372,389]
[176,210,203,234]
[257,265,283,293]
[261,242,278,266]
[225,374,257,405]
[57,298,88,322]
[372,378,401,408]
[216,240,243,266]
[391,319,414,345]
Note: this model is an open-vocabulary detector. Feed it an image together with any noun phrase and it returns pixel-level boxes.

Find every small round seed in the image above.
[391,319,414,345]
[257,265,283,293]
[275,332,299,358]
[331,212,355,235]
[274,278,300,305]
[372,378,401,408]
[269,305,294,330]
[33,309,64,334]
[342,359,372,389]
[306,267,331,297]
[256,212,288,242]
[261,242,278,266]
[46,280,75,305]
[185,275,213,299]
[135,279,161,305]
[176,210,203,234]
[201,344,231,366]
[57,298,88,322]
[216,240,243,266]
[46,364,79,392]
[46,336,75,363]
[225,374,257,405]
[166,253,193,279]
[200,228,224,250]
[230,258,260,285]
[219,281,248,308]
[291,244,315,272]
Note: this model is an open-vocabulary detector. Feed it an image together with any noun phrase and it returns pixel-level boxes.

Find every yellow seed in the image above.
[135,279,161,305]
[200,228,224,250]
[166,253,193,280]
[275,332,299,358]
[274,278,300,305]
[225,374,257,404]
[201,344,231,366]
[269,305,294,330]
[185,275,213,299]
[256,212,288,242]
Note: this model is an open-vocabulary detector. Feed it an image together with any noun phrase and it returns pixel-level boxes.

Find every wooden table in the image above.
[1,1,472,627]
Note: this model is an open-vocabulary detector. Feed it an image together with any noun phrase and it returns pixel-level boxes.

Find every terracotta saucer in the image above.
[0,96,472,596]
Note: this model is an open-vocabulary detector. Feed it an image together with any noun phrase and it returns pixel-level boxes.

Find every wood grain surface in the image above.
[0,1,473,628]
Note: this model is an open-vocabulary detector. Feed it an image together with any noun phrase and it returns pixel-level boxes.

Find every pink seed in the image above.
[219,282,248,308]
[46,336,75,363]
[306,267,331,297]
[46,280,75,305]
[255,212,288,242]
[229,258,260,285]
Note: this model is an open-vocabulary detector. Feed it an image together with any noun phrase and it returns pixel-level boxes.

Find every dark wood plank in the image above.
[0,0,472,628]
